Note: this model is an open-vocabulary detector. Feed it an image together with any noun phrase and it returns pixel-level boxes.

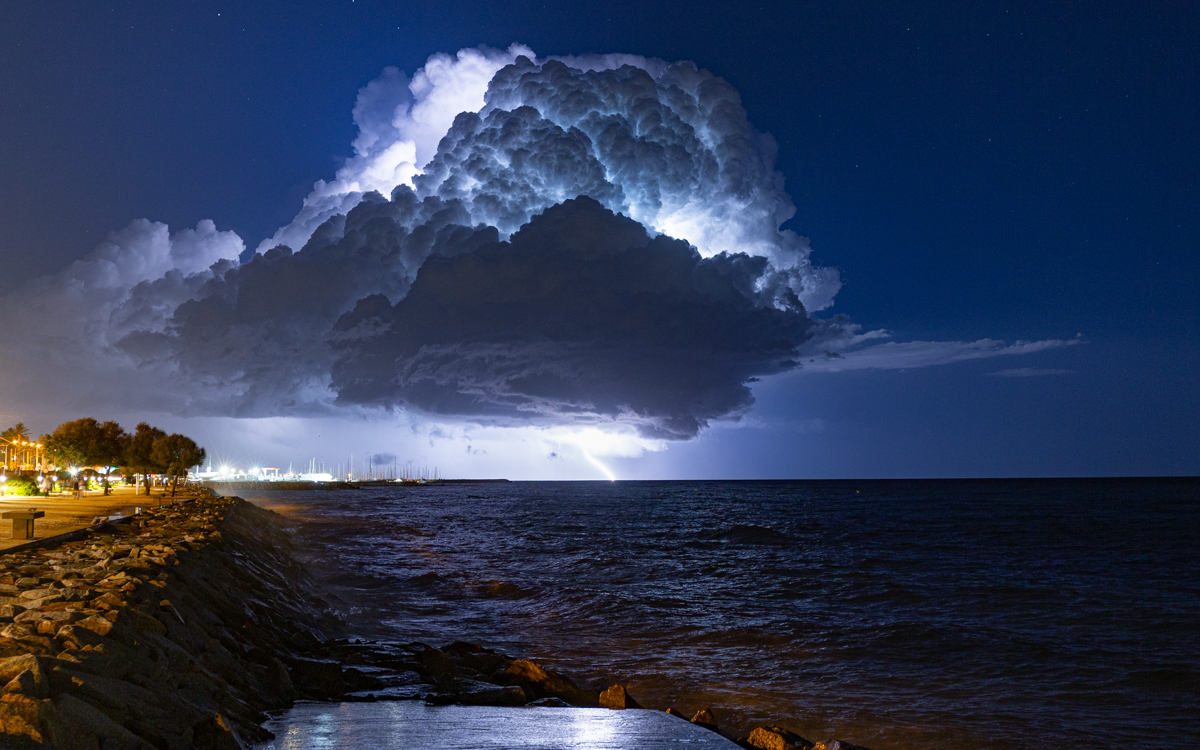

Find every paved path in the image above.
[258,703,740,749]
[0,486,197,550]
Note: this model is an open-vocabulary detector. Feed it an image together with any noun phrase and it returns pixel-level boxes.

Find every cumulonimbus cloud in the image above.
[329,197,811,439]
[0,45,1078,439]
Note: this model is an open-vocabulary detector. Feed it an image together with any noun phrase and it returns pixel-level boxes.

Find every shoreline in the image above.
[0,495,865,750]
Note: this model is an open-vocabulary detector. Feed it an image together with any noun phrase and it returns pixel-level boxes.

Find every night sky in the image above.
[1,1,1196,478]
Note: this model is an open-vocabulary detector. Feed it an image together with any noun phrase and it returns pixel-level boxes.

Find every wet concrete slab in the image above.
[257,702,741,749]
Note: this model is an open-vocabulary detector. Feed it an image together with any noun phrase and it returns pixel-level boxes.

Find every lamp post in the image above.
[0,438,17,472]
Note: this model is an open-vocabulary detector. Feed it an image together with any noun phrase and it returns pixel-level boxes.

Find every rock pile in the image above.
[0,495,348,748]
[0,496,619,748]
[0,495,872,749]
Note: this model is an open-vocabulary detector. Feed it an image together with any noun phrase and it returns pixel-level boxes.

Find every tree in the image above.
[124,423,167,495]
[42,419,130,495]
[151,434,206,497]
[2,423,31,470]
[94,421,128,495]
[1,423,29,442]
[44,418,98,471]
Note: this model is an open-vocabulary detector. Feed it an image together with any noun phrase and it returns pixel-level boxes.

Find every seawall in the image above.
[0,495,351,748]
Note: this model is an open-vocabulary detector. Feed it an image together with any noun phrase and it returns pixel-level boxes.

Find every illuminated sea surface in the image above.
[246,478,1200,749]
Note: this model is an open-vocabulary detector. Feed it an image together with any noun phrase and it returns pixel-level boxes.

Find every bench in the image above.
[3,509,45,539]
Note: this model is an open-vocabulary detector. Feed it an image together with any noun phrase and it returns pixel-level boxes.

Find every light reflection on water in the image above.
[246,478,1200,749]
[258,703,736,749]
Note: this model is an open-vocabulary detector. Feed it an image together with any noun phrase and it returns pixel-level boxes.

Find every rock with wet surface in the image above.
[502,658,597,707]
[692,707,720,732]
[740,725,815,750]
[599,683,642,710]
[526,697,571,707]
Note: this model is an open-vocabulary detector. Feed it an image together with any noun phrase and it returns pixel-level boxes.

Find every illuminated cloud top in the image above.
[0,46,1078,442]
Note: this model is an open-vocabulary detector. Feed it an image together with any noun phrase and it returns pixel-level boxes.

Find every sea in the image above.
[244,478,1200,749]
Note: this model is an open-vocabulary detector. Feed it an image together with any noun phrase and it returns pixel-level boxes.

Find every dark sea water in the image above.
[245,478,1200,749]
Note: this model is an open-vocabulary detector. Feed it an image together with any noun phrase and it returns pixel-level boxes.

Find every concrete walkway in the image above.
[258,702,740,749]
[0,486,195,550]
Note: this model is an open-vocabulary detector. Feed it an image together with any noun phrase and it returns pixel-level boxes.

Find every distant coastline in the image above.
[203,478,510,491]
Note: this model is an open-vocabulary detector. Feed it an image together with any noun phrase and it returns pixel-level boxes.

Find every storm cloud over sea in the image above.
[0,46,1078,450]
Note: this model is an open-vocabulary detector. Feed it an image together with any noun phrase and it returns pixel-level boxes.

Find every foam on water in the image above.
[247,478,1200,748]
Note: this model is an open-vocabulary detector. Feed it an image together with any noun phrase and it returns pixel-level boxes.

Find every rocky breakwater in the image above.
[0,495,873,749]
[0,495,353,748]
[0,495,628,748]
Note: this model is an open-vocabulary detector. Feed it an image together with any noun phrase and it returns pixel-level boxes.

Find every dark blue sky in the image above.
[2,1,1196,477]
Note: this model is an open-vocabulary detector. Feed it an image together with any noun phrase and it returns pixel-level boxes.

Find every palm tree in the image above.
[2,423,31,470]
[1,424,29,442]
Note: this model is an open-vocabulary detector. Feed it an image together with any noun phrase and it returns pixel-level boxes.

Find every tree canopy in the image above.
[1,423,30,443]
[37,418,205,495]
[152,434,206,495]
[44,418,126,470]
[124,422,168,476]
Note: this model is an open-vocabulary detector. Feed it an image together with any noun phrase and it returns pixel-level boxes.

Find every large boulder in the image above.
[454,679,527,707]
[691,707,720,733]
[286,657,346,699]
[526,697,571,707]
[43,693,152,750]
[502,659,596,706]
[0,693,48,748]
[191,712,245,750]
[598,683,642,710]
[0,655,49,699]
[414,645,457,689]
[741,726,815,750]
[442,641,511,678]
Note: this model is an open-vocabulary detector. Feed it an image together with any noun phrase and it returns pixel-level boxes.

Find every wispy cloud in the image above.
[989,367,1075,377]
[798,335,1084,373]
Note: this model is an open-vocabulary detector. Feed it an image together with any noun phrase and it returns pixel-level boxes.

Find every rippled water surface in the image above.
[245,479,1200,749]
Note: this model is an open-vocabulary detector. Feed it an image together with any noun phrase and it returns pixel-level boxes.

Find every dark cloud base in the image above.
[330,197,812,438]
